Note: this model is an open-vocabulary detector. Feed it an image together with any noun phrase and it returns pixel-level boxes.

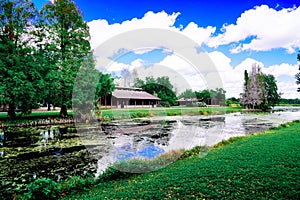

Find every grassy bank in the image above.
[278,104,300,107]
[60,121,300,199]
[0,107,241,124]
[100,106,242,120]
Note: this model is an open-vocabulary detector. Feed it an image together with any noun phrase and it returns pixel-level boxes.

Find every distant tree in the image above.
[295,53,300,92]
[214,88,226,106]
[73,55,115,120]
[178,89,196,99]
[261,74,280,108]
[133,76,177,106]
[0,0,43,119]
[41,0,91,117]
[241,63,280,110]
[280,98,300,105]
[133,78,145,88]
[240,64,264,109]
[96,73,115,102]
[72,54,98,120]
[226,97,240,106]
[195,89,212,103]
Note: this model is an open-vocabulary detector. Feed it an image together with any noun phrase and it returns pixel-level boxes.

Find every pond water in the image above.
[1,107,300,198]
[91,107,300,174]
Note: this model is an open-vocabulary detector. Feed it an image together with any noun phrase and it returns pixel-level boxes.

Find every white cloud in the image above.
[181,22,216,46]
[88,11,180,49]
[88,11,216,49]
[277,81,299,99]
[264,63,298,78]
[208,5,300,53]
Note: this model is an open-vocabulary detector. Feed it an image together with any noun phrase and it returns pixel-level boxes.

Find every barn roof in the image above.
[112,87,160,100]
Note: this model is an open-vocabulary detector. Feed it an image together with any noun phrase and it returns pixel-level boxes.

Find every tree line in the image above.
[133,76,226,107]
[0,0,114,119]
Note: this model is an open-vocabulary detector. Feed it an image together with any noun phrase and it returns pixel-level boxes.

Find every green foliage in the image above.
[0,0,44,119]
[40,0,91,117]
[59,174,95,196]
[96,73,115,99]
[194,88,226,105]
[260,74,281,109]
[133,76,178,106]
[178,89,196,99]
[130,111,150,118]
[280,98,300,105]
[180,146,210,159]
[22,178,60,200]
[0,0,100,119]
[72,55,100,121]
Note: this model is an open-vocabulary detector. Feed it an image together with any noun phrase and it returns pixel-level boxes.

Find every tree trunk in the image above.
[60,104,68,117]
[8,103,16,119]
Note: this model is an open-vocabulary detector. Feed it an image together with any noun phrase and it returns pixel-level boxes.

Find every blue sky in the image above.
[33,0,300,98]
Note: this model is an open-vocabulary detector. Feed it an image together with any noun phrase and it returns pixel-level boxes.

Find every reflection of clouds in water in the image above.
[95,110,300,175]
[113,143,164,160]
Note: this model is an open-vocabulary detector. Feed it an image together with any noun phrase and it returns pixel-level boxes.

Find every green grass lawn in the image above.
[0,106,241,121]
[100,106,242,119]
[62,122,300,199]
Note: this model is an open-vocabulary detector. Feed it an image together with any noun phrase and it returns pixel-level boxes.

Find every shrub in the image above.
[197,102,207,107]
[180,146,210,159]
[22,178,60,200]
[59,174,95,196]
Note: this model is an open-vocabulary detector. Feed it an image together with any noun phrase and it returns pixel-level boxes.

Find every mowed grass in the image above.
[0,107,241,121]
[63,122,300,199]
[101,106,242,119]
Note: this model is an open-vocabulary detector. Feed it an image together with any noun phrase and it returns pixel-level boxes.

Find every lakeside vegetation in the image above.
[0,106,242,126]
[14,120,300,199]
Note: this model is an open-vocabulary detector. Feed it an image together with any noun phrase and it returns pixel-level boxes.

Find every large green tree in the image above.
[41,0,91,117]
[134,76,177,106]
[261,74,280,109]
[195,89,213,103]
[178,89,196,99]
[0,0,44,119]
[73,54,115,121]
[96,73,115,103]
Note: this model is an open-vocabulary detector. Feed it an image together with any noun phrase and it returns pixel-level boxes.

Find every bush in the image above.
[22,178,60,200]
[59,174,95,196]
[159,101,170,107]
[197,102,207,107]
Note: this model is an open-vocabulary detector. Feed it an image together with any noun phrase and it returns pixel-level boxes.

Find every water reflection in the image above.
[94,110,300,174]
[113,143,164,160]
[39,129,60,146]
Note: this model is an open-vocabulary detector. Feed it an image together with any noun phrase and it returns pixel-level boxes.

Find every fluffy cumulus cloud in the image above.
[88,11,216,49]
[208,5,300,53]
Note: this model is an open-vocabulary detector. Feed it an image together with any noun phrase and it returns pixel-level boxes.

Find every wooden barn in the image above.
[99,87,160,108]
